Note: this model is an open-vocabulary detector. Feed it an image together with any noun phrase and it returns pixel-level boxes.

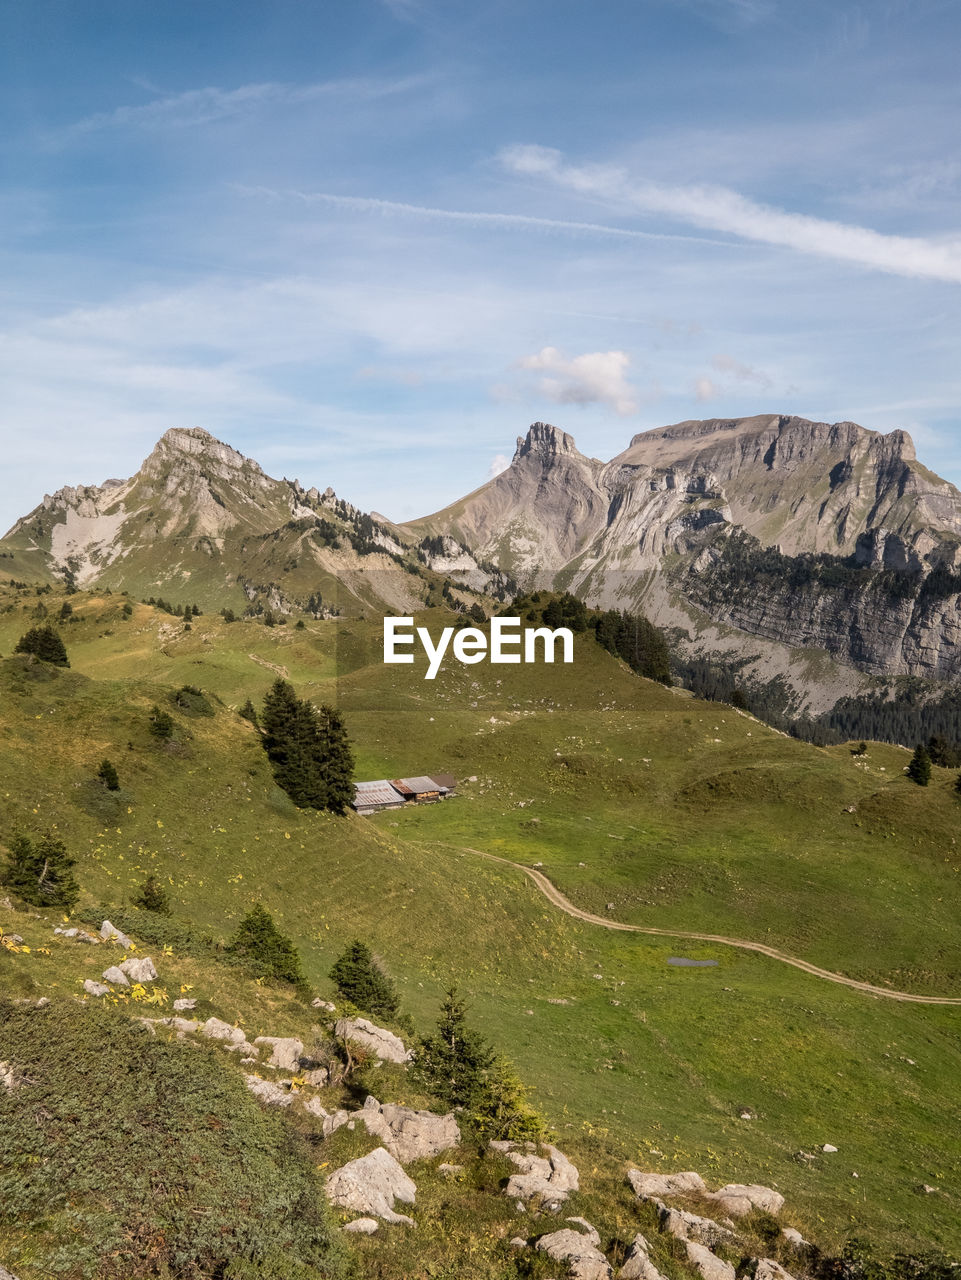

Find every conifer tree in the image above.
[2,833,79,909]
[907,743,932,786]
[412,986,495,1108]
[14,624,69,667]
[239,698,260,728]
[227,904,306,987]
[149,706,175,740]
[260,678,354,812]
[329,940,399,1019]
[97,759,120,790]
[131,873,171,915]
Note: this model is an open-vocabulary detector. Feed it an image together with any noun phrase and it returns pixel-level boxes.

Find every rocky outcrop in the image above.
[356,1095,460,1164]
[655,1201,736,1249]
[628,1169,707,1200]
[618,1232,669,1280]
[335,1017,411,1063]
[535,1223,612,1280]
[254,1036,304,1071]
[99,920,133,947]
[119,956,157,983]
[685,1240,736,1280]
[325,1147,417,1225]
[496,1140,579,1210]
[707,1184,784,1218]
[244,1075,294,1107]
[101,965,129,986]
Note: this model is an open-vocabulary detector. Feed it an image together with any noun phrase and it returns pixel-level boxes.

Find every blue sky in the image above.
[2,0,961,529]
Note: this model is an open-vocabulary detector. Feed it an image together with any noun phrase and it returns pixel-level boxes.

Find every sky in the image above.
[2,0,961,530]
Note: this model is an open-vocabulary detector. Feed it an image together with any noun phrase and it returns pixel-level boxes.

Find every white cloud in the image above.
[711,353,772,386]
[487,453,510,479]
[517,346,637,415]
[694,376,719,401]
[499,144,961,284]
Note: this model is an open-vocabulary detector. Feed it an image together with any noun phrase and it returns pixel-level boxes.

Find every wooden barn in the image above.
[352,775,455,815]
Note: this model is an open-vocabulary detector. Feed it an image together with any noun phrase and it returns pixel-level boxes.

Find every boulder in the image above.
[504,1143,579,1210]
[55,927,78,937]
[173,997,197,1011]
[102,965,129,986]
[822,1144,838,1153]
[438,1163,463,1176]
[254,1036,304,1071]
[358,1095,461,1164]
[628,1170,707,1200]
[655,1202,736,1249]
[303,1067,328,1087]
[159,1016,199,1034]
[83,980,110,997]
[0,1062,15,1090]
[99,919,133,947]
[202,1017,246,1043]
[335,1017,411,1064]
[303,1097,330,1119]
[535,1227,612,1280]
[312,998,336,1012]
[781,1228,808,1250]
[0,1264,21,1280]
[618,1232,669,1280]
[708,1184,784,1218]
[243,1075,294,1107]
[342,1217,379,1235]
[754,1261,797,1280]
[325,1146,416,1225]
[685,1242,736,1280]
[120,956,158,983]
[323,1109,353,1137]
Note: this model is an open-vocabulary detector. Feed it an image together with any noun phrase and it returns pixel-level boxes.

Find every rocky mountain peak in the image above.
[512,422,580,463]
[143,427,262,480]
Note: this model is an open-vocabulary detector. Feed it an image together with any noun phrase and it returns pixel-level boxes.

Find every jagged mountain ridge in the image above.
[408,414,961,704]
[1,428,423,614]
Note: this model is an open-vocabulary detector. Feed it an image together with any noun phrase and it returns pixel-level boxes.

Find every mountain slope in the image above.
[409,415,961,706]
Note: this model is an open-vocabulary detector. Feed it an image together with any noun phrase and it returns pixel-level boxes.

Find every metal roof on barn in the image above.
[393,776,448,795]
[353,780,405,807]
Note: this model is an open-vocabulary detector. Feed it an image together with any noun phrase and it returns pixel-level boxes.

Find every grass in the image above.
[1,582,961,1264]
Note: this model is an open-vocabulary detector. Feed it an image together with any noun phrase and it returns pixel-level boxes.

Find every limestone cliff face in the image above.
[409,415,961,698]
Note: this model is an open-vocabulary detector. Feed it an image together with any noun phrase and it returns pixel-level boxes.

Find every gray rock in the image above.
[0,1263,21,1279]
[303,1067,328,1087]
[323,1109,353,1137]
[781,1228,808,1249]
[120,956,158,983]
[159,1016,199,1034]
[243,1075,294,1107]
[707,1184,784,1218]
[55,927,78,937]
[505,1143,579,1210]
[254,1036,304,1071]
[685,1241,736,1280]
[202,1017,246,1043]
[509,1236,527,1249]
[173,997,197,1011]
[618,1232,669,1280]
[325,1146,417,1225]
[102,965,129,986]
[358,1095,461,1164]
[628,1170,707,1200]
[343,1217,379,1235]
[536,1227,612,1280]
[99,919,133,947]
[303,1097,330,1119]
[335,1017,411,1064]
[566,1218,601,1245]
[0,1062,16,1090]
[83,979,111,997]
[821,1144,838,1153]
[312,998,336,1011]
[438,1163,463,1176]
[754,1260,797,1280]
[655,1202,736,1249]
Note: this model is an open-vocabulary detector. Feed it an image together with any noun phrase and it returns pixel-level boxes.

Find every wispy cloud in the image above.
[487,453,510,478]
[500,144,961,284]
[238,186,744,248]
[711,352,772,386]
[516,346,637,415]
[58,76,428,139]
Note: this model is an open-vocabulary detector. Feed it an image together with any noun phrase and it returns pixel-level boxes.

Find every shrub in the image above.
[1,832,79,909]
[97,758,120,790]
[148,705,175,739]
[172,684,213,716]
[14,623,69,667]
[131,874,171,915]
[0,1000,347,1279]
[329,939,399,1020]
[226,904,306,988]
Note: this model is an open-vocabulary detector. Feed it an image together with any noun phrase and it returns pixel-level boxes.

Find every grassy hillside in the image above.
[1,581,960,1265]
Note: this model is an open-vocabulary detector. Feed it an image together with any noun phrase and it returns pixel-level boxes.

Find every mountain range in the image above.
[6,414,961,714]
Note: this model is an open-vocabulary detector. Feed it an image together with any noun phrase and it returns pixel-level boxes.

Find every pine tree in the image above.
[260,679,354,812]
[907,744,932,786]
[131,873,171,915]
[97,759,120,790]
[412,986,495,1108]
[149,706,175,740]
[227,904,306,987]
[329,940,399,1019]
[2,833,79,909]
[14,624,69,667]
[239,698,260,728]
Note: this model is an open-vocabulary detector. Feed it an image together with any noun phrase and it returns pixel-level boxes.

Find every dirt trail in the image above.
[429,842,961,1007]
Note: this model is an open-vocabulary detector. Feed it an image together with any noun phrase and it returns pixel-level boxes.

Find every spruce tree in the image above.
[227,904,306,987]
[329,940,399,1020]
[149,706,175,740]
[412,986,495,1108]
[260,678,354,812]
[14,624,69,667]
[97,759,120,790]
[907,744,932,786]
[131,873,171,915]
[2,833,79,909]
[239,698,260,728]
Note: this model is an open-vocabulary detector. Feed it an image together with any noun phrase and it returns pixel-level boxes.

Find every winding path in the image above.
[425,841,961,1007]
